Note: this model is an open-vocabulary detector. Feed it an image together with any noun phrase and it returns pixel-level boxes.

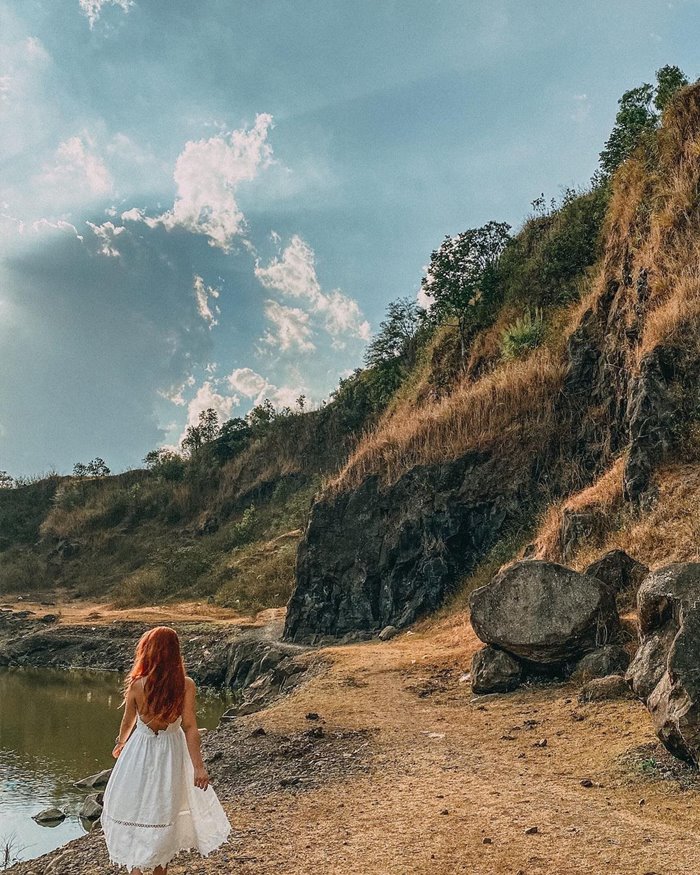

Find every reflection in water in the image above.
[0,667,230,864]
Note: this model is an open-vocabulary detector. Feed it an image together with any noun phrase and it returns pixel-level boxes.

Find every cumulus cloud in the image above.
[193,275,221,329]
[147,114,273,250]
[79,0,133,29]
[263,300,315,352]
[40,135,113,197]
[255,234,370,344]
[86,220,125,256]
[226,367,303,410]
[184,380,239,429]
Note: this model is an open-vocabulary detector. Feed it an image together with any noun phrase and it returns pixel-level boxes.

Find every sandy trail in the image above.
[7,607,700,874]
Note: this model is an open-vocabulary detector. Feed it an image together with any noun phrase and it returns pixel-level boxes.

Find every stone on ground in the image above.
[572,644,631,681]
[471,645,522,694]
[32,806,65,824]
[469,560,620,665]
[579,674,636,703]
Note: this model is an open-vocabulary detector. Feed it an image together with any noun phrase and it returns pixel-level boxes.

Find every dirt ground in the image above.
[8,606,700,875]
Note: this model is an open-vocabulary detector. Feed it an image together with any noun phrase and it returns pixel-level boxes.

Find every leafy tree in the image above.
[144,448,186,481]
[211,417,252,462]
[247,399,277,431]
[181,408,220,455]
[0,470,14,489]
[654,64,689,112]
[86,457,110,477]
[420,221,512,363]
[72,462,88,478]
[364,297,420,367]
[598,65,690,179]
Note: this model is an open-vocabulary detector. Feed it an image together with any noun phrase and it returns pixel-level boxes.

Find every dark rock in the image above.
[40,613,59,624]
[469,561,620,665]
[626,563,700,763]
[572,645,631,682]
[32,806,66,824]
[79,793,103,821]
[584,550,648,608]
[623,348,677,503]
[74,768,112,790]
[471,645,522,693]
[305,712,320,721]
[560,509,605,562]
[579,675,636,703]
[284,453,522,643]
[378,625,398,641]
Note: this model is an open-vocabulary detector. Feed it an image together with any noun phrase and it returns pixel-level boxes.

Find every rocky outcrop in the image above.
[626,563,700,763]
[579,674,636,703]
[285,452,528,643]
[0,610,309,704]
[471,645,522,694]
[583,550,648,609]
[469,561,619,666]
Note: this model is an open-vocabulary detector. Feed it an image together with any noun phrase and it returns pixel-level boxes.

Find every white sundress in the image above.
[102,713,231,871]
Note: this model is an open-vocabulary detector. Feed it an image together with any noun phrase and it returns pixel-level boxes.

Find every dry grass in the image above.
[531,456,626,562]
[329,348,565,493]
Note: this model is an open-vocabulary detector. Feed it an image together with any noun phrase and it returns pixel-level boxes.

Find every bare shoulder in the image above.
[185,676,196,692]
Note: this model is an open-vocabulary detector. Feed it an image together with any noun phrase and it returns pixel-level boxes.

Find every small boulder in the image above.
[572,645,631,682]
[471,646,522,694]
[626,563,700,763]
[469,560,620,665]
[79,793,104,821]
[584,550,648,610]
[32,807,66,825]
[74,767,113,790]
[579,674,636,703]
[378,625,398,642]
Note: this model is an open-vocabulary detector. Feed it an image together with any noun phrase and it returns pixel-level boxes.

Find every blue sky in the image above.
[1,0,698,477]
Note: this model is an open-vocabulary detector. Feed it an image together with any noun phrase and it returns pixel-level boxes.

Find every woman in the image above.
[102,626,231,873]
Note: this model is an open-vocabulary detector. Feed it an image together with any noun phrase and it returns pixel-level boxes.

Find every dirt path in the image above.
[9,611,700,874]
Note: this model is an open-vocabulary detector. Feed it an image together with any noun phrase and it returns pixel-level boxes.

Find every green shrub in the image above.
[0,548,46,593]
[500,309,545,360]
[113,566,168,607]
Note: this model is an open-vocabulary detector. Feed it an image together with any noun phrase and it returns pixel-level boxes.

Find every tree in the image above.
[86,457,110,477]
[181,407,220,455]
[144,448,186,481]
[364,297,420,367]
[211,417,251,462]
[247,399,277,431]
[0,470,14,489]
[420,221,512,363]
[598,66,690,179]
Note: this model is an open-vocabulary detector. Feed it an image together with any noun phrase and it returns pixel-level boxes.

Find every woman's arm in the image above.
[181,676,209,790]
[112,683,137,759]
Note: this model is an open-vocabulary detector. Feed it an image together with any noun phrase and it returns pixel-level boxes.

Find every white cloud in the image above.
[40,135,112,197]
[79,0,133,29]
[193,275,221,329]
[184,381,239,429]
[255,234,370,343]
[226,367,304,410]
[120,207,144,222]
[159,374,195,407]
[86,220,125,256]
[150,113,273,250]
[263,300,315,352]
[31,218,83,241]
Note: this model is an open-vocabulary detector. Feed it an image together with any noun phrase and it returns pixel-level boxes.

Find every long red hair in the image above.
[124,626,186,721]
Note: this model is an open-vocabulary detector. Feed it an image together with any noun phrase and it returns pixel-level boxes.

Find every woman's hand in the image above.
[193,765,209,791]
[112,742,125,759]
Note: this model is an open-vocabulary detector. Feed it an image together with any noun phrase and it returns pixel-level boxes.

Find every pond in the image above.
[0,667,231,867]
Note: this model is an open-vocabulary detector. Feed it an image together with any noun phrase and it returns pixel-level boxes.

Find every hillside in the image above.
[2,76,699,641]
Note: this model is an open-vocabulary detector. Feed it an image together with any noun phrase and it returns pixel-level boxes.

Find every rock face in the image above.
[285,452,526,643]
[471,646,522,694]
[584,550,648,608]
[626,563,700,763]
[469,561,620,665]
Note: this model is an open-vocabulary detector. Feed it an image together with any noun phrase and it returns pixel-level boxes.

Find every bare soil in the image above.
[7,606,700,875]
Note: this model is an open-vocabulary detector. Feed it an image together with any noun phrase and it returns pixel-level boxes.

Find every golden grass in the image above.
[328,348,565,493]
[531,456,626,561]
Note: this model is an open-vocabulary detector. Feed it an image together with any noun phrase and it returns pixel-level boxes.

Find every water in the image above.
[0,667,230,866]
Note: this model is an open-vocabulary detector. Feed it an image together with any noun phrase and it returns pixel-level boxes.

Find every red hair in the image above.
[125,626,186,721]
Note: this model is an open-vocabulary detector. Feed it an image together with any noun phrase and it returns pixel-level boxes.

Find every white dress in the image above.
[102,714,231,871]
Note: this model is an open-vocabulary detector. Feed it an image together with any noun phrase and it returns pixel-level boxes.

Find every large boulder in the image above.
[471,646,522,694]
[626,563,700,763]
[469,560,620,665]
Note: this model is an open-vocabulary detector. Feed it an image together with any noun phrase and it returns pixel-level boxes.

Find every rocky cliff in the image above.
[285,84,700,643]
